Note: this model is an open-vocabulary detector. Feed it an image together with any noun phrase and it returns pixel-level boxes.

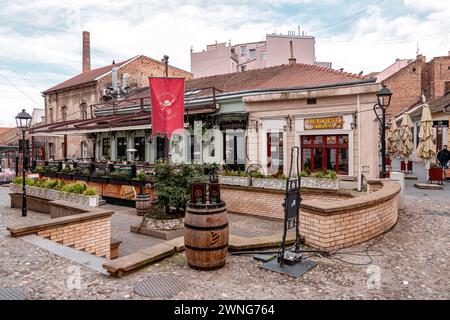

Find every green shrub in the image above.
[82,187,97,196]
[34,165,45,173]
[110,170,129,179]
[300,169,311,177]
[153,162,208,214]
[60,183,86,194]
[312,170,337,179]
[61,166,72,173]
[12,177,36,186]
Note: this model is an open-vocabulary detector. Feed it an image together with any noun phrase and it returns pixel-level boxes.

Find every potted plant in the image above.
[89,169,109,184]
[59,165,73,180]
[108,170,130,185]
[44,165,59,178]
[73,167,89,181]
[130,172,147,187]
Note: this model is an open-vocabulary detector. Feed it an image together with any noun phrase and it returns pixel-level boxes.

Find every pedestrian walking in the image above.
[436,145,450,168]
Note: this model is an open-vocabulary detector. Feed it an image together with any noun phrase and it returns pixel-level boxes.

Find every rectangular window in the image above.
[117,137,127,160]
[48,143,55,159]
[249,49,256,60]
[48,107,53,123]
[307,98,317,105]
[240,46,247,56]
[261,52,267,61]
[61,106,67,122]
[102,138,110,158]
[134,137,145,162]
[156,137,166,160]
[240,65,246,72]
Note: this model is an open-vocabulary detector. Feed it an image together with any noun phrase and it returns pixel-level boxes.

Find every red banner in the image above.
[149,77,185,139]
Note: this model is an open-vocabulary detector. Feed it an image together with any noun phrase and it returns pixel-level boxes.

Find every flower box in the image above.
[300,177,340,190]
[218,175,251,187]
[89,176,109,184]
[58,173,73,181]
[9,184,101,207]
[43,172,58,178]
[73,175,89,181]
[108,178,130,186]
[251,177,285,190]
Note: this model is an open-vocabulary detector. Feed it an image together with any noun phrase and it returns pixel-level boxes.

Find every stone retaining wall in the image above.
[9,184,101,207]
[221,181,400,251]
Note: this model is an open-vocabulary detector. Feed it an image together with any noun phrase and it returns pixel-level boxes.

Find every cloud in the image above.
[0,0,449,125]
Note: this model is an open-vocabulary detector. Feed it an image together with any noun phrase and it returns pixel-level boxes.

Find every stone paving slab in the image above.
[103,243,176,277]
[165,237,185,252]
[22,235,108,275]
[414,183,444,190]
[229,234,298,251]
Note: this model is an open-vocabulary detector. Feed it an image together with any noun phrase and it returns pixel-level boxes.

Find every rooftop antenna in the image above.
[416,42,419,56]
[298,25,301,36]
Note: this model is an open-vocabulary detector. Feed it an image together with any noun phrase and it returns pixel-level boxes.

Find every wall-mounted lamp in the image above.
[350,112,357,130]
[286,114,293,132]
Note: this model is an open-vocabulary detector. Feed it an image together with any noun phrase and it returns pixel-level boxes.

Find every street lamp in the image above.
[373,84,393,178]
[15,109,32,217]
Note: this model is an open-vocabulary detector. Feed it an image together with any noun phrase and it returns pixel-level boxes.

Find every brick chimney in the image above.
[416,54,426,63]
[288,40,296,65]
[82,31,91,73]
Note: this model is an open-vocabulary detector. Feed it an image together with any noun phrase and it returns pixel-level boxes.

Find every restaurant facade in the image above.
[31,63,382,181]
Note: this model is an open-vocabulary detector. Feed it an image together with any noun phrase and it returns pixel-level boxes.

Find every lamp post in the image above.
[373,84,393,179]
[161,55,169,78]
[15,109,32,217]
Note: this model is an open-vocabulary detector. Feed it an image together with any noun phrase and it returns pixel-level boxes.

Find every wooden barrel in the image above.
[184,201,229,270]
[135,193,152,216]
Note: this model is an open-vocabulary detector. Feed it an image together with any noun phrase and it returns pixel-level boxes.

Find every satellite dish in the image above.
[126,148,138,153]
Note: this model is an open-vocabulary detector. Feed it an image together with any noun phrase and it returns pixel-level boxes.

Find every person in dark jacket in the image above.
[437,145,450,168]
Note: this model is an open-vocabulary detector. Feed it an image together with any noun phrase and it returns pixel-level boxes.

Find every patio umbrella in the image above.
[416,104,436,180]
[386,119,400,156]
[399,113,414,172]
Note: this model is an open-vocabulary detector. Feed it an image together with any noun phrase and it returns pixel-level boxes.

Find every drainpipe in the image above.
[357,94,362,192]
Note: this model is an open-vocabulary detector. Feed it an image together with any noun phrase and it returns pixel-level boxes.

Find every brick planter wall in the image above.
[37,216,111,258]
[221,181,400,251]
[7,198,113,259]
[221,185,352,220]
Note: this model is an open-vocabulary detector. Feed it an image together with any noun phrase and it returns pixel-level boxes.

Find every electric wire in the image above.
[0,72,43,107]
[309,0,386,34]
[0,56,43,93]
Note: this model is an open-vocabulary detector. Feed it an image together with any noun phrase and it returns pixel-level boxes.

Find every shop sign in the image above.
[305,116,344,130]
[432,120,448,128]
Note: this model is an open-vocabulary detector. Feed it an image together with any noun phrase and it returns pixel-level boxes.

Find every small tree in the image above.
[153,162,208,215]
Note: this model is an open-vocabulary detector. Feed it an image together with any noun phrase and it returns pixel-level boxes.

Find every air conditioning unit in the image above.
[102,88,113,101]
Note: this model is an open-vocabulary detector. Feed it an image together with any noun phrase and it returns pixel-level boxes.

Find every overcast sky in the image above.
[0,0,449,126]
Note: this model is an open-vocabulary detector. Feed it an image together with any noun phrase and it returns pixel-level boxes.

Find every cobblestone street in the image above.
[0,183,449,300]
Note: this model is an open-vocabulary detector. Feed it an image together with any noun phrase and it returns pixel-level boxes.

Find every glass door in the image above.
[267,131,284,176]
[223,130,245,171]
